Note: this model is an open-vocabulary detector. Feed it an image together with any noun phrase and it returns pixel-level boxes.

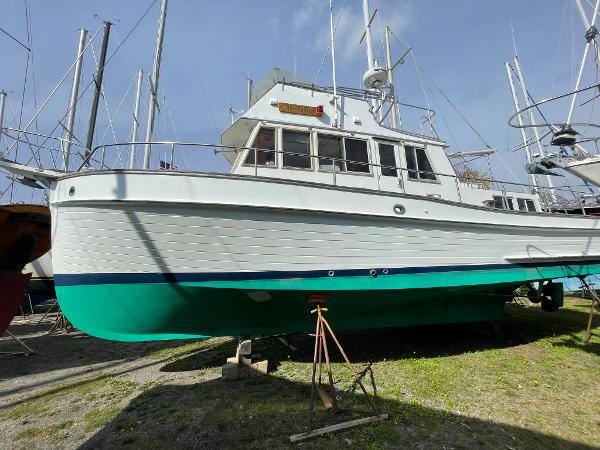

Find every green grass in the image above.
[16,421,73,442]
[3,298,599,449]
[84,405,121,432]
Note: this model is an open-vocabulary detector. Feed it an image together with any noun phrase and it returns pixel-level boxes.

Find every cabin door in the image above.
[374,140,403,193]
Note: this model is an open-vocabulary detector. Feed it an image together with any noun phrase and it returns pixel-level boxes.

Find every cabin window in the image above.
[318,135,343,171]
[526,200,537,212]
[492,196,505,209]
[405,146,436,181]
[317,134,370,173]
[344,138,370,173]
[378,143,397,177]
[517,198,528,211]
[245,128,276,166]
[506,198,515,210]
[282,130,311,169]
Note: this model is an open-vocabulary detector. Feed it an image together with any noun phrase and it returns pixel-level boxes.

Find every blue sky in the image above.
[0,0,596,202]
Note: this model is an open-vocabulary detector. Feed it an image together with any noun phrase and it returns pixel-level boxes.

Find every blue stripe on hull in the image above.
[54,259,600,287]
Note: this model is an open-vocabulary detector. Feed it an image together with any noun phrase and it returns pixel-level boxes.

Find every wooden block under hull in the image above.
[222,360,268,380]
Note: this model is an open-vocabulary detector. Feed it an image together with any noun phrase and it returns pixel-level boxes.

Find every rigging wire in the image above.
[11,0,33,202]
[0,26,30,51]
[315,0,348,84]
[14,0,159,166]
[4,24,104,157]
[551,1,570,98]
[388,29,438,137]
[191,65,219,137]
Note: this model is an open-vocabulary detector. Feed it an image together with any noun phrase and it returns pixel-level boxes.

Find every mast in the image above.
[505,61,538,192]
[143,0,169,170]
[130,68,143,169]
[329,0,339,127]
[84,21,112,157]
[566,0,600,124]
[513,56,557,201]
[64,28,87,172]
[0,91,6,146]
[384,26,399,129]
[362,0,375,69]
[247,77,253,110]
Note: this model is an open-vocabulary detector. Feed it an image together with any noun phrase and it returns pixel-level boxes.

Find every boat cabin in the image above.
[222,69,540,212]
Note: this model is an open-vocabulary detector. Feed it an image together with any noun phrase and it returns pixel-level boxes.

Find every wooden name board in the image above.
[278,102,324,117]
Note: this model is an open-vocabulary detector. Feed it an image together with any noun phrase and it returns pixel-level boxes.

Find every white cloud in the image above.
[292,0,413,65]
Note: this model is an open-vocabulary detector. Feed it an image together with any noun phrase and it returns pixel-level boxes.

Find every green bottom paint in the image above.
[56,263,600,341]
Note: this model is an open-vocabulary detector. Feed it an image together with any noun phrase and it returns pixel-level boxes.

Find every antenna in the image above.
[143,0,169,170]
[384,26,399,129]
[329,0,339,127]
[360,0,376,69]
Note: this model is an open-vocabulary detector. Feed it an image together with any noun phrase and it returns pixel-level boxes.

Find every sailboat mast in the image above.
[384,26,399,129]
[512,56,557,201]
[84,21,112,157]
[64,28,87,172]
[505,61,538,192]
[362,0,375,69]
[143,0,169,170]
[130,68,144,169]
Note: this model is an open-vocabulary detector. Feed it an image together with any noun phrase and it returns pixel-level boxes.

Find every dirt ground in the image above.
[0,299,598,449]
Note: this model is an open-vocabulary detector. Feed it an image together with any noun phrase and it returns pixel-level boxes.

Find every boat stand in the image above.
[0,330,35,357]
[37,299,58,324]
[289,301,387,443]
[48,308,74,335]
[578,277,600,343]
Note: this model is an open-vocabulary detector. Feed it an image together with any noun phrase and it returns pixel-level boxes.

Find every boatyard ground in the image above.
[0,299,598,449]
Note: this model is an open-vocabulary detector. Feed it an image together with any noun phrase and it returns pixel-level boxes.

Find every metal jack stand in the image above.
[578,277,600,343]
[290,300,387,443]
[37,299,58,324]
[0,330,35,357]
[48,308,74,335]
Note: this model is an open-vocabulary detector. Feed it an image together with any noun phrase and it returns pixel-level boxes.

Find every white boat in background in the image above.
[513,0,600,193]
[1,1,600,341]
[539,153,600,189]
[23,252,55,301]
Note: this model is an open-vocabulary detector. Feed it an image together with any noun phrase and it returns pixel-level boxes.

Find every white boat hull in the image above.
[45,171,600,340]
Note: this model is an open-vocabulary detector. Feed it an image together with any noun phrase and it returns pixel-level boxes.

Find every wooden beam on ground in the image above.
[289,414,388,443]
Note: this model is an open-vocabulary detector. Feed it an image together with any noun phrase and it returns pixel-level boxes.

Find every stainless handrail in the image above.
[86,140,594,210]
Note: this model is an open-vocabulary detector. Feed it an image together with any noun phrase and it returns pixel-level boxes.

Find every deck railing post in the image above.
[454,176,462,203]
[101,147,106,170]
[501,184,508,209]
[579,194,586,216]
[170,142,175,167]
[254,147,258,177]
[332,159,337,185]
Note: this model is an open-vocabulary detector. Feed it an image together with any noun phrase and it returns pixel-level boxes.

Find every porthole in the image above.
[382,268,389,275]
[68,186,76,196]
[328,270,335,277]
[393,204,405,215]
[369,269,377,277]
